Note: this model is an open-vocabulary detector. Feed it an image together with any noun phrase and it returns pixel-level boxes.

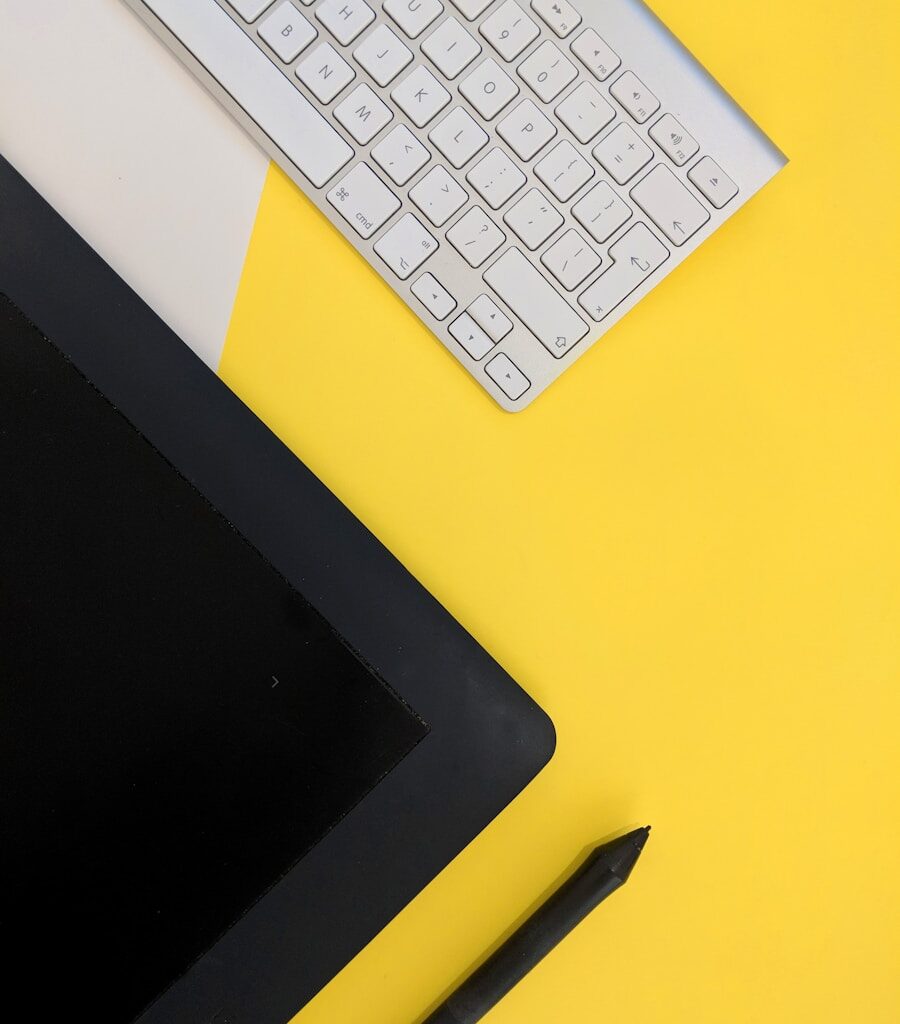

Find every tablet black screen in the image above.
[0,296,428,1023]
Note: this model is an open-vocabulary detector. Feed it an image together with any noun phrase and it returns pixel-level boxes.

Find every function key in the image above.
[649,114,699,167]
[610,70,660,124]
[530,0,581,38]
[570,28,620,81]
[688,156,739,209]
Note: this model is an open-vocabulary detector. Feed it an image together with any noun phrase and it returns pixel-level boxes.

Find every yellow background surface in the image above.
[220,1,900,1020]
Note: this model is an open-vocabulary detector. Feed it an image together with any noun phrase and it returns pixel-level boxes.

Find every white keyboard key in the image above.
[459,59,519,120]
[391,65,451,127]
[483,247,588,357]
[411,272,457,319]
[259,3,317,62]
[466,148,527,209]
[353,24,412,86]
[326,162,400,237]
[572,181,632,243]
[485,352,530,400]
[334,83,392,142]
[383,0,443,38]
[225,0,273,20]
[428,106,489,168]
[145,0,353,187]
[570,28,620,81]
[447,0,493,20]
[503,187,563,249]
[421,17,481,79]
[297,0,314,5]
[468,294,513,341]
[447,206,506,267]
[577,222,668,320]
[610,70,660,123]
[316,0,375,45]
[630,164,710,245]
[517,40,577,102]
[534,139,593,201]
[688,156,739,209]
[540,228,600,290]
[374,212,438,278]
[497,100,556,161]
[649,114,699,167]
[449,312,494,359]
[555,82,615,144]
[592,123,653,184]
[530,0,580,38]
[297,41,355,102]
[480,1,539,62]
[409,165,468,226]
[371,124,430,185]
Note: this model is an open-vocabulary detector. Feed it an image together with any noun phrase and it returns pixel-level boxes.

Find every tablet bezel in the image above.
[0,154,554,1024]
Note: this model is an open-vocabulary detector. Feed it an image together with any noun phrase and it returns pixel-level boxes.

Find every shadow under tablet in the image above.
[0,295,428,1023]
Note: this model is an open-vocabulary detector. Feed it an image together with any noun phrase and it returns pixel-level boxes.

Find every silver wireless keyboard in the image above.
[125,0,786,410]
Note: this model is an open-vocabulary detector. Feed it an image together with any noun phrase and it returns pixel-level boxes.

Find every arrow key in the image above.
[468,293,513,341]
[411,272,457,320]
[630,164,709,246]
[449,312,495,360]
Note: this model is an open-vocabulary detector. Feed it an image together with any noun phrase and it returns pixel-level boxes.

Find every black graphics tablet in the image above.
[0,154,555,1024]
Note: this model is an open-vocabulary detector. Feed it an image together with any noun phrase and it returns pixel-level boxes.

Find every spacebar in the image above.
[143,0,354,187]
[484,249,589,359]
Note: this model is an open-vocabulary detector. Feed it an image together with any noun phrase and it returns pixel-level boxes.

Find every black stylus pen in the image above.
[421,826,651,1024]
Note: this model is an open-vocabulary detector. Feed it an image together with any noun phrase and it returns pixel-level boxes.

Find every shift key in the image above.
[483,248,589,358]
[578,223,668,322]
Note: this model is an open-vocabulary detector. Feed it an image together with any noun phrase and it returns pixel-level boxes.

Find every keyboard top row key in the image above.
[570,28,621,81]
[531,0,581,38]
